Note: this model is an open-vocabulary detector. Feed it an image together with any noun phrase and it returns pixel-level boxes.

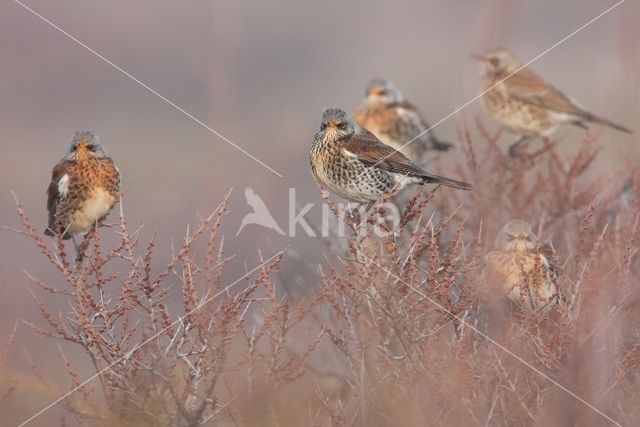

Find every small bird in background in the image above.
[310,108,471,209]
[353,78,454,162]
[236,187,285,236]
[474,48,632,155]
[485,219,561,313]
[46,131,120,240]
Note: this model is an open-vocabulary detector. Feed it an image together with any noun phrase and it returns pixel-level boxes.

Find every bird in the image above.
[45,131,120,240]
[309,108,471,208]
[474,48,632,155]
[236,187,285,236]
[353,78,453,162]
[485,219,561,313]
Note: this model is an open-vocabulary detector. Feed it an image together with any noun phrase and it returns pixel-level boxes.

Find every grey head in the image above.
[364,78,403,104]
[495,219,538,252]
[64,130,108,160]
[317,108,356,140]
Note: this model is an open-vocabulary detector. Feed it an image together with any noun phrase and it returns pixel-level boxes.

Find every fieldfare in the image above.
[485,219,561,313]
[353,78,453,162]
[46,131,120,239]
[309,108,471,207]
[475,49,631,154]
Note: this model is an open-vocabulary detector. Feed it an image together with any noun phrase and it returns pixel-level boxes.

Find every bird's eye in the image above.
[489,57,500,67]
[337,122,345,129]
[86,144,96,151]
[507,235,515,241]
[378,90,387,96]
[320,123,327,130]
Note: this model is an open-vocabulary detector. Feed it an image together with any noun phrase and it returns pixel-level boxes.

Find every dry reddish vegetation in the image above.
[2,123,639,426]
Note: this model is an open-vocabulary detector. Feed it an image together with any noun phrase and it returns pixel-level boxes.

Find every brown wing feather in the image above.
[542,244,562,281]
[392,101,454,150]
[340,129,428,176]
[503,68,583,115]
[340,130,472,190]
[45,162,68,236]
[504,69,633,133]
[394,100,419,112]
[537,243,564,304]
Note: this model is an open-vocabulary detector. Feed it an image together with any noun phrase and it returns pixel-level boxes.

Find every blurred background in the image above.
[1,0,638,423]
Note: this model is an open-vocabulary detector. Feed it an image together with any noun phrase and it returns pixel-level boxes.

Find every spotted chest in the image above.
[486,249,558,311]
[309,137,395,203]
[483,80,553,135]
[49,157,120,236]
[354,104,423,160]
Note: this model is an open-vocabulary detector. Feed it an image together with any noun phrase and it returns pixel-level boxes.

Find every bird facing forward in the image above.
[485,219,561,313]
[46,131,120,239]
[475,49,631,152]
[309,108,471,206]
[353,78,453,162]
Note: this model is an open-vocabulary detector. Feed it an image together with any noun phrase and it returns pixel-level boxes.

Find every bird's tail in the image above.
[583,112,632,134]
[422,173,472,190]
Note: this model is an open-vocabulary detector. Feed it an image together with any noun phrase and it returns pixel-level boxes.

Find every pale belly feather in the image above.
[69,188,116,234]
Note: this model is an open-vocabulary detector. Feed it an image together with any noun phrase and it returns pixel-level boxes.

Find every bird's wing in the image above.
[394,101,454,150]
[47,163,69,212]
[536,243,565,304]
[340,129,428,177]
[502,67,585,115]
[503,68,632,133]
[395,101,428,127]
[340,130,471,189]
[538,243,561,285]
[46,162,69,234]
[394,101,428,137]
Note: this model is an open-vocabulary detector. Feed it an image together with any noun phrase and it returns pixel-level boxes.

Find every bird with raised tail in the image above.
[474,48,632,154]
[309,108,471,207]
[353,78,454,162]
[45,131,120,240]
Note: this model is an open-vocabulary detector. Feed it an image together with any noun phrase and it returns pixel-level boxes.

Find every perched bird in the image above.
[353,78,453,161]
[45,131,120,240]
[309,108,471,207]
[485,220,561,313]
[475,48,632,154]
[236,187,285,236]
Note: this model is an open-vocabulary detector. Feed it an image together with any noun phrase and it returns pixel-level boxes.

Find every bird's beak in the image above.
[326,121,336,129]
[470,53,486,61]
[367,89,380,97]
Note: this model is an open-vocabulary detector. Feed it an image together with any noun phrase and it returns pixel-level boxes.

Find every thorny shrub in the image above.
[2,120,640,426]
